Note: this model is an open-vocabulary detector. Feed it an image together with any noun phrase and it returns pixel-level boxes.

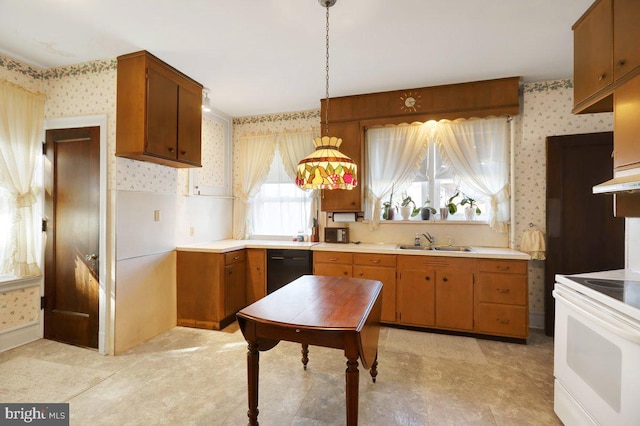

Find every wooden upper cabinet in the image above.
[614,75,640,170]
[613,0,640,81]
[573,0,613,113]
[116,50,203,168]
[320,120,363,212]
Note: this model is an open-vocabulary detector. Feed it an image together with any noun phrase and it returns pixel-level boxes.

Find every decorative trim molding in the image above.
[233,110,321,125]
[0,54,117,81]
[0,322,41,353]
[524,79,573,93]
[0,55,43,80]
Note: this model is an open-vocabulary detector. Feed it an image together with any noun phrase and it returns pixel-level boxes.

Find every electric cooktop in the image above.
[568,276,640,310]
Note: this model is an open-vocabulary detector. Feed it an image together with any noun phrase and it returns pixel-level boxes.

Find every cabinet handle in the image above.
[496,318,510,325]
[497,266,510,271]
[329,257,338,262]
[369,259,380,264]
[497,288,510,294]
[598,73,606,81]
[168,147,175,153]
[442,277,448,282]
[233,256,240,260]
[617,59,626,67]
[425,276,431,281]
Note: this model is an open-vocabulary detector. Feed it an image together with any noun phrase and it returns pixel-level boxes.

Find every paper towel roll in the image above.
[332,212,357,223]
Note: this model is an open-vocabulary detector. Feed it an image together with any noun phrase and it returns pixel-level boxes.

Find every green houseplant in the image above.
[382,184,396,220]
[460,193,481,220]
[414,200,437,220]
[400,193,416,220]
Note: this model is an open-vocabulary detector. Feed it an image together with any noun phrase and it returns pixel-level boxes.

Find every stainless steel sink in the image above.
[397,245,433,251]
[433,246,474,252]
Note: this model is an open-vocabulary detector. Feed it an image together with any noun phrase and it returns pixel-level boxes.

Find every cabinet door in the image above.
[353,265,396,323]
[320,121,362,212]
[146,67,178,159]
[435,270,474,331]
[613,0,640,81]
[397,269,435,327]
[224,262,246,317]
[614,76,640,169]
[177,85,202,166]
[246,249,266,304]
[573,0,613,107]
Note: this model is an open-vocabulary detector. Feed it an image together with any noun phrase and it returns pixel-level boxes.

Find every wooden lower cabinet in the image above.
[435,268,474,331]
[246,248,266,304]
[177,249,246,330]
[353,253,397,323]
[475,259,528,338]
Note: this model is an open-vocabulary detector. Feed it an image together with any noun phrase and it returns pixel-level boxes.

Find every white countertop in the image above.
[177,239,530,260]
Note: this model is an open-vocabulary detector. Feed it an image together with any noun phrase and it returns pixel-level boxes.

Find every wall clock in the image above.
[399,91,422,112]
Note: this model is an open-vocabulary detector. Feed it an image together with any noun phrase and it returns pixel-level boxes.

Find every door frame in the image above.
[44,115,111,355]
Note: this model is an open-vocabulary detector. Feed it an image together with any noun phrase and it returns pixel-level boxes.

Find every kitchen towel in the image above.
[332,212,357,223]
[520,229,546,260]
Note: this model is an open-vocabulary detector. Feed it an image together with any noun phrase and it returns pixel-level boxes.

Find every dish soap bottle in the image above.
[414,233,421,246]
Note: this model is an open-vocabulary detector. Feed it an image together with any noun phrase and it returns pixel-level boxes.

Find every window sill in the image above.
[363,219,489,225]
[0,275,42,292]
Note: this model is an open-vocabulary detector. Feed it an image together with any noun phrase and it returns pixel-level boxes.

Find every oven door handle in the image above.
[554,288,640,344]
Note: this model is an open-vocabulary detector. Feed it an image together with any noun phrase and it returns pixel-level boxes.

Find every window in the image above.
[404,142,489,221]
[250,147,312,238]
[365,117,509,229]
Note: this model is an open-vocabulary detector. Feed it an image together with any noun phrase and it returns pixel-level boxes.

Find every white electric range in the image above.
[553,269,640,426]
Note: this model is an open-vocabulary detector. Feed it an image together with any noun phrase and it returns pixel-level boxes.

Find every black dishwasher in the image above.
[266,249,313,294]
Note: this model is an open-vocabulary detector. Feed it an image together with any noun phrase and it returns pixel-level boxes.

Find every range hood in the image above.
[593,169,640,194]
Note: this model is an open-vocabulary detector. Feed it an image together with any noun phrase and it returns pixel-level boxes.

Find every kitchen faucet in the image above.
[422,232,435,247]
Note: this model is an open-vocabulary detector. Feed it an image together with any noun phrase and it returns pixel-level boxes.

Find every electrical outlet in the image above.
[154,210,160,221]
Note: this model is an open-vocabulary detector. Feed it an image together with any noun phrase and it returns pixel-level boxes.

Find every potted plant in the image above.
[460,193,481,220]
[382,184,396,220]
[399,193,416,220]
[413,200,437,220]
[441,191,459,219]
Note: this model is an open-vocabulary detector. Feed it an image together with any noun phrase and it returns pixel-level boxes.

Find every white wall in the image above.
[627,218,640,271]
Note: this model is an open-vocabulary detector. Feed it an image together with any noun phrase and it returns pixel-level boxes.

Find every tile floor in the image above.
[0,325,561,425]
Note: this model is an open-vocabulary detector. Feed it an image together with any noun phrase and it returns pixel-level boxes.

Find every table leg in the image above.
[247,342,259,426]
[345,357,359,426]
[301,343,309,370]
[370,353,378,383]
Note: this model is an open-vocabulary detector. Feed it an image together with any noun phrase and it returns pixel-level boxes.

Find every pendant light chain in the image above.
[324,2,330,136]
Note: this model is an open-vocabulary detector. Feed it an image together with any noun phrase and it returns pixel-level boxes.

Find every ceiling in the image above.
[0,0,593,117]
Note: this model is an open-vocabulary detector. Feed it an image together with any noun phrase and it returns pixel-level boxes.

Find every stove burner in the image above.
[567,276,640,310]
[582,279,625,290]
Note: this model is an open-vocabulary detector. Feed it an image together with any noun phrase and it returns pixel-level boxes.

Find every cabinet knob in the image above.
[168,147,175,153]
[442,277,448,282]
[233,256,240,260]
[617,59,626,67]
[181,150,187,156]
[359,272,364,277]
[425,276,431,281]
[343,271,349,276]
[598,73,607,81]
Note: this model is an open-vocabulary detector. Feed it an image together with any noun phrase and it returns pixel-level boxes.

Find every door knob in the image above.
[85,253,98,261]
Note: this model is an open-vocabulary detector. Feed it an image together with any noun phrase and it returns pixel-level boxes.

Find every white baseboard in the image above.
[0,322,41,353]
[529,311,544,329]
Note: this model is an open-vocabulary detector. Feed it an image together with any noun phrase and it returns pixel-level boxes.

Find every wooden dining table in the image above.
[236,274,383,426]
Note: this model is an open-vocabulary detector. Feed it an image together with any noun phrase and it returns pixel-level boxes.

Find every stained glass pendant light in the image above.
[296,0,358,191]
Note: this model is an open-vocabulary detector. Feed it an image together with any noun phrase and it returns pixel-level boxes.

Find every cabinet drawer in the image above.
[353,253,396,267]
[314,263,352,277]
[398,255,475,271]
[477,303,527,338]
[314,251,353,264]
[478,259,527,274]
[477,274,527,305]
[225,250,246,265]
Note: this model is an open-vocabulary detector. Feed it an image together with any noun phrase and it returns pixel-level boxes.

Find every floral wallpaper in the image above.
[0,55,43,92]
[515,78,613,316]
[0,286,39,331]
[198,115,227,190]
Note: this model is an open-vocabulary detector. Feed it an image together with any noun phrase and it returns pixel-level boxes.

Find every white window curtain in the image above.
[365,123,430,230]
[278,129,319,228]
[0,80,45,277]
[436,117,510,232]
[232,133,277,239]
